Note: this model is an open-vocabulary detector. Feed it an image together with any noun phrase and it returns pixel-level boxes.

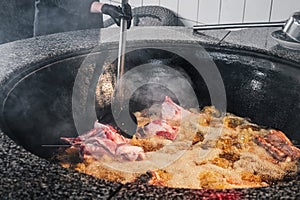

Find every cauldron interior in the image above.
[1,44,300,159]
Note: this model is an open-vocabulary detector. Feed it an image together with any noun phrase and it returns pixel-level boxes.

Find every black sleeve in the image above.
[52,0,95,16]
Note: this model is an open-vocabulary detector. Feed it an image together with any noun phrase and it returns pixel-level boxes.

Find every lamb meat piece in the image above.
[83,138,117,155]
[254,130,300,162]
[161,96,192,121]
[135,97,190,141]
[62,122,128,144]
[93,121,129,144]
[116,144,145,161]
[61,121,144,161]
[142,120,178,141]
[80,140,117,160]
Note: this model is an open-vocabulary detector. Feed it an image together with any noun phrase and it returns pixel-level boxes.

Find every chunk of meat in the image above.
[142,120,178,141]
[116,144,145,161]
[254,130,300,162]
[80,139,117,159]
[62,122,128,145]
[93,121,129,144]
[61,121,144,161]
[161,96,192,121]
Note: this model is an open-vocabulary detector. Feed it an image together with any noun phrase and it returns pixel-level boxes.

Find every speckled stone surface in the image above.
[0,131,122,199]
[0,27,300,199]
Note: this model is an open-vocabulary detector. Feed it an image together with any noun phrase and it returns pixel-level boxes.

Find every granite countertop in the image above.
[0,27,299,199]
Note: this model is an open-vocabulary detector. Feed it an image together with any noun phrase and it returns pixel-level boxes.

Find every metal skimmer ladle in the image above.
[193,12,300,43]
[110,0,137,138]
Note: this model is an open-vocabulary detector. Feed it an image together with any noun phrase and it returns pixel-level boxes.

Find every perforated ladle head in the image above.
[283,12,300,42]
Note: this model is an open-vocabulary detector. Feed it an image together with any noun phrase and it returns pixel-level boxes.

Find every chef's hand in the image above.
[97,3,132,29]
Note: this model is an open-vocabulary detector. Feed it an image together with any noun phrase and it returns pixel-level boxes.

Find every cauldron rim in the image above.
[0,27,299,198]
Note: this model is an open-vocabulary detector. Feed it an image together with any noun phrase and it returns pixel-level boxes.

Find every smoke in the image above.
[123,63,198,110]
[2,57,82,158]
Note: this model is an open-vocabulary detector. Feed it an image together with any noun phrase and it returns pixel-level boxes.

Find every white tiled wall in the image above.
[129,0,142,7]
[243,0,272,23]
[219,0,245,23]
[104,0,300,26]
[270,0,300,21]
[178,0,199,26]
[198,0,220,24]
[142,0,160,6]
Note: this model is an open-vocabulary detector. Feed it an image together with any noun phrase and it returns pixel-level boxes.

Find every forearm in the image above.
[90,2,104,13]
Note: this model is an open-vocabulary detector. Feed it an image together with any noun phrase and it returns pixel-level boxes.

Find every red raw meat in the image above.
[161,96,192,121]
[116,144,145,161]
[143,120,178,141]
[61,121,144,161]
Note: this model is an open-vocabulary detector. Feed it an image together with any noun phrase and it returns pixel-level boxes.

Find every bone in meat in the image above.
[143,120,177,141]
[61,121,144,161]
[161,96,192,121]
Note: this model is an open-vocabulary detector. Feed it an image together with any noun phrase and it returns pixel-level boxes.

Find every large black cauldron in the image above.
[0,41,299,164]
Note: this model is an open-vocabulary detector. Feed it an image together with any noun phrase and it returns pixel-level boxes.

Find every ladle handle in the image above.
[116,0,129,104]
[193,21,286,31]
[117,0,128,82]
